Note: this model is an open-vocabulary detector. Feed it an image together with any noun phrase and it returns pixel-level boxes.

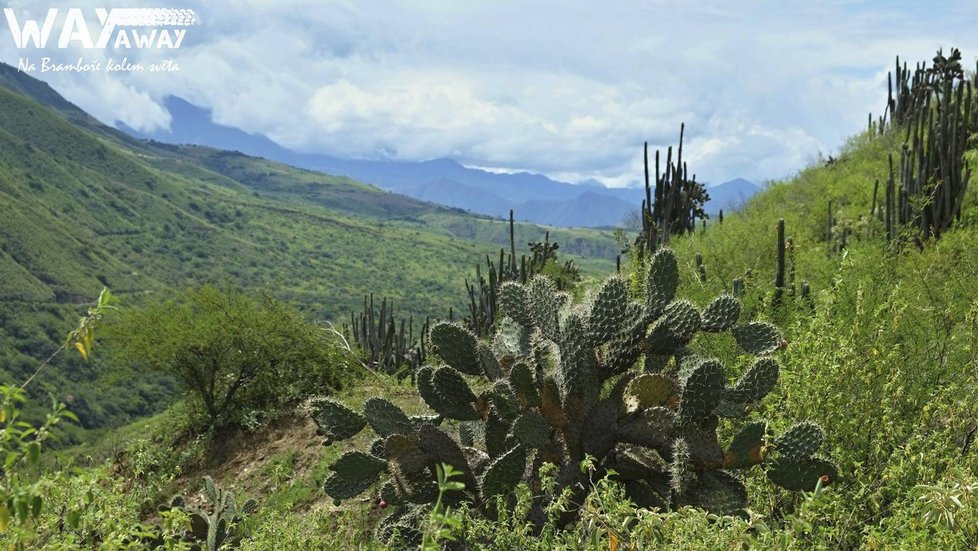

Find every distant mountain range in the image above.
[119,97,761,228]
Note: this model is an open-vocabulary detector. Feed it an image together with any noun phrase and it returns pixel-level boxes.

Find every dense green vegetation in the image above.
[8,124,972,548]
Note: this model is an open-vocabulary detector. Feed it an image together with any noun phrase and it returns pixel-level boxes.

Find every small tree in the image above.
[110,285,355,428]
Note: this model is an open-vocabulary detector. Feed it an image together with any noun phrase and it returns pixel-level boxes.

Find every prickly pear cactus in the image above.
[313,249,837,536]
[160,476,258,551]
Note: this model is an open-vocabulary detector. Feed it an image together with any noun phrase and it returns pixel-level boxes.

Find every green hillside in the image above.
[6,53,978,550]
[22,113,976,550]
[0,74,616,430]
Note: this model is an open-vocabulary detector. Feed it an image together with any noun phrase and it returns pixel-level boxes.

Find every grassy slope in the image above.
[0,82,615,430]
[82,128,978,549]
[656,130,978,548]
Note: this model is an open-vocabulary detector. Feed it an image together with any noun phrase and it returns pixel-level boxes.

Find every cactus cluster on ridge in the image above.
[312,249,836,543]
[869,48,978,242]
[635,125,711,256]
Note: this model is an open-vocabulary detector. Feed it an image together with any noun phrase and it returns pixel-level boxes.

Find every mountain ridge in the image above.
[120,96,760,227]
[0,64,617,428]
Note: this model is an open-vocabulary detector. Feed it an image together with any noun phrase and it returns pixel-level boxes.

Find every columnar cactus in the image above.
[313,249,836,538]
[346,294,430,377]
[635,125,711,255]
[875,48,977,241]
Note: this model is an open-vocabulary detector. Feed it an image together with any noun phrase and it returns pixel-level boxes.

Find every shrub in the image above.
[109,285,357,429]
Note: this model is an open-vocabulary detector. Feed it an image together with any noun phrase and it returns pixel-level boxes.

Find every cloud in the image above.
[0,1,976,186]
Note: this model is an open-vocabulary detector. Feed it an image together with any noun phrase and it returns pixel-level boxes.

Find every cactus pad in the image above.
[485,407,511,458]
[324,451,388,499]
[713,399,750,418]
[727,357,780,404]
[624,479,670,510]
[647,249,680,312]
[540,376,567,430]
[623,373,674,413]
[559,311,600,400]
[619,406,675,449]
[430,322,482,376]
[479,343,503,380]
[479,445,528,501]
[417,424,475,488]
[499,281,532,327]
[423,366,480,421]
[588,276,630,344]
[492,317,531,359]
[767,457,838,492]
[700,295,741,332]
[774,421,824,460]
[732,322,782,355]
[680,425,724,467]
[489,381,520,420]
[677,359,724,424]
[527,276,560,340]
[647,300,701,352]
[416,366,439,409]
[511,411,551,448]
[582,398,619,457]
[311,399,367,443]
[509,362,541,408]
[363,398,413,437]
[681,470,747,516]
[383,434,430,474]
[724,421,767,468]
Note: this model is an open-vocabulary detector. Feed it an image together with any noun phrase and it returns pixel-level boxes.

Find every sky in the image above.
[0,1,976,187]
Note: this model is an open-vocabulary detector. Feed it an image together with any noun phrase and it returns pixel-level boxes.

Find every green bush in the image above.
[108,285,358,430]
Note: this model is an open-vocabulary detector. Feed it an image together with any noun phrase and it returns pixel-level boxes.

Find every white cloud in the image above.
[0,0,976,186]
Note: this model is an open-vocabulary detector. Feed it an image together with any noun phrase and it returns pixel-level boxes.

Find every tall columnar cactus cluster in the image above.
[464,211,580,337]
[313,250,836,542]
[345,294,428,376]
[636,125,711,255]
[870,48,978,241]
[772,219,811,308]
[348,212,580,373]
